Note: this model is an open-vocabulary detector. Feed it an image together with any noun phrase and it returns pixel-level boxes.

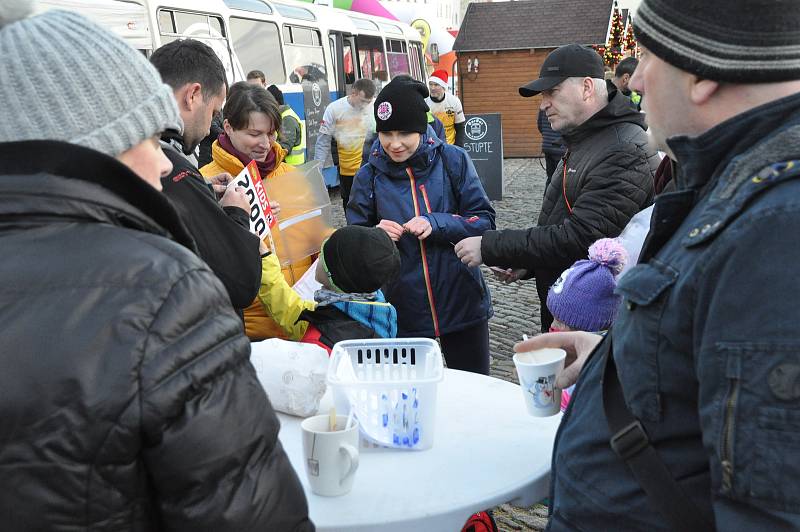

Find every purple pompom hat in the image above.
[546,238,628,332]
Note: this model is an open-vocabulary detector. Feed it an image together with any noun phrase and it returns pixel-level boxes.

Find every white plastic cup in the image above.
[301,414,360,496]
[513,348,567,417]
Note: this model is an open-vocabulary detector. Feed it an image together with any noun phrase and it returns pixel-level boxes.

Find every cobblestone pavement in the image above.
[329,157,550,531]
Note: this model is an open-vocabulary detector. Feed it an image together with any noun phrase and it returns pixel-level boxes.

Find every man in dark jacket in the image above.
[537,108,565,179]
[267,84,306,165]
[0,8,312,531]
[456,44,658,332]
[515,0,800,529]
[198,113,224,167]
[151,39,263,320]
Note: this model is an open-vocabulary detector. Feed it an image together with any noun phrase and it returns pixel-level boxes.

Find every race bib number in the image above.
[230,161,277,249]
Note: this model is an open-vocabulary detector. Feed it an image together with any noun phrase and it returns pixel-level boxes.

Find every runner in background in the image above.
[313,78,376,210]
[425,69,466,147]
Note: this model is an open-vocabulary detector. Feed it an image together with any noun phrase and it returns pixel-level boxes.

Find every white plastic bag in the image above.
[250,339,329,417]
[617,204,654,279]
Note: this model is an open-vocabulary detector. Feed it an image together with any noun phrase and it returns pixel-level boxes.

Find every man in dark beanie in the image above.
[517,0,800,530]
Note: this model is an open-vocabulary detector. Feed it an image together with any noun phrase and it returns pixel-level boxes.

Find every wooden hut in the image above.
[453,0,614,157]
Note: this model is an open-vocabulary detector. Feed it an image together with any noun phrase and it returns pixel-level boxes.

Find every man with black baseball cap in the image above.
[456,43,658,332]
[518,43,606,97]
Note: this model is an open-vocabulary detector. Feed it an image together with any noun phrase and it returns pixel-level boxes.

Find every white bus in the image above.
[39,0,425,183]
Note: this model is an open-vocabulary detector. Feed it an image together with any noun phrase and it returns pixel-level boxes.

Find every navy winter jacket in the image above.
[549,90,800,530]
[347,127,495,337]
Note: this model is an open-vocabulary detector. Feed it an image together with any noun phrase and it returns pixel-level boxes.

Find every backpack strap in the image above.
[439,143,465,211]
[601,335,714,531]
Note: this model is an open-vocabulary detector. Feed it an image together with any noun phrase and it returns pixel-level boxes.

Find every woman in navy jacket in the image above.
[346,77,496,374]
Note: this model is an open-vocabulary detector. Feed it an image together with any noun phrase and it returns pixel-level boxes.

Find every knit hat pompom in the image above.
[587,238,628,277]
[0,0,35,27]
[546,238,629,332]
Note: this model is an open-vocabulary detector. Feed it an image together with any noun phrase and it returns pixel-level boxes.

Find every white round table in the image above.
[277,368,561,531]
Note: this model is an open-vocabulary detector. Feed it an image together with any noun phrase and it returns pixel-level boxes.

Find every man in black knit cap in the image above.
[518,0,800,529]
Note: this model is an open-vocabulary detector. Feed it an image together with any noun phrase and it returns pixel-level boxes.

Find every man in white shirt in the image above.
[425,69,466,146]
[314,78,376,210]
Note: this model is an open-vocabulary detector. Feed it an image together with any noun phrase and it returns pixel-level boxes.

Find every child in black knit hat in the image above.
[346,76,497,375]
[256,225,400,352]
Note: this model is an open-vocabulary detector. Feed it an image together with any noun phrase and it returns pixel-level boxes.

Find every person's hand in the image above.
[269,200,281,216]
[403,216,432,240]
[514,331,603,389]
[490,267,528,284]
[208,172,234,198]
[454,236,483,267]
[377,219,405,241]
[220,185,250,212]
[258,238,270,255]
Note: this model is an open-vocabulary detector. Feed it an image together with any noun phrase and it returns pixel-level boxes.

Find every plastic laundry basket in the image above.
[327,338,444,451]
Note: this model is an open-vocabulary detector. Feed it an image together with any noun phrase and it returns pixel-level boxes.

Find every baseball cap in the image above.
[519,44,605,97]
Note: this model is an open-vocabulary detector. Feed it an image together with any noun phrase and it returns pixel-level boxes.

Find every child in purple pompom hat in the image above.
[546,238,628,410]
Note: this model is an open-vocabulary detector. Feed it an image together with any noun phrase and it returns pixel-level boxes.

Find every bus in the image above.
[39,0,426,183]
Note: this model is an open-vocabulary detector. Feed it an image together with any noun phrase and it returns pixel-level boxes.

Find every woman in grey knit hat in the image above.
[0,3,312,530]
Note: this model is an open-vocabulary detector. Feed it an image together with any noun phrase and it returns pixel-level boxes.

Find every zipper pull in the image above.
[721,459,733,493]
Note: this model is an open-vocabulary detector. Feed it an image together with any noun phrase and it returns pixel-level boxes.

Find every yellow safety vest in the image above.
[281,106,306,165]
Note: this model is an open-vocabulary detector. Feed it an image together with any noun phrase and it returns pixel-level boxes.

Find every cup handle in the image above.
[338,443,359,486]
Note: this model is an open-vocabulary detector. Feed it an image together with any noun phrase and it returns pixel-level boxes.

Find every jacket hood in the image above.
[0,140,197,251]
[563,82,647,145]
[367,126,443,179]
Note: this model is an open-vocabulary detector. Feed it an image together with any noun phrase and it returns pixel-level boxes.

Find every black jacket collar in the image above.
[0,140,196,251]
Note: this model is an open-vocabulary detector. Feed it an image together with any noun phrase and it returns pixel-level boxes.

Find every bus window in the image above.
[343,39,356,85]
[328,35,338,89]
[157,9,236,83]
[174,12,209,35]
[386,38,409,77]
[409,41,424,80]
[158,10,174,33]
[284,25,327,84]
[356,35,386,84]
[229,17,285,85]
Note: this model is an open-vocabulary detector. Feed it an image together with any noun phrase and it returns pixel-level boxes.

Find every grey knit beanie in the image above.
[0,1,181,157]
[635,0,800,83]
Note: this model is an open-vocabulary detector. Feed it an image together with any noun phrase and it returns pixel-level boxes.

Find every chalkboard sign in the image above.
[463,113,503,200]
[303,79,332,164]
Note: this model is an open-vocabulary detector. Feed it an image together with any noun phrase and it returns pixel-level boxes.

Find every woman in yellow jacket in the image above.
[201,83,315,340]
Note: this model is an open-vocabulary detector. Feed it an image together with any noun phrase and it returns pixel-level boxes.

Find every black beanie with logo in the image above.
[322,225,401,294]
[374,77,430,134]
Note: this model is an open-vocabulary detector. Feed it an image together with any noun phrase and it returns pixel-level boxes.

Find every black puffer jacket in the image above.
[160,130,261,319]
[0,141,313,532]
[482,87,657,331]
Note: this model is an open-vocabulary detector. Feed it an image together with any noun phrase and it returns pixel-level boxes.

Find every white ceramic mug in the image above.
[301,414,360,496]
[513,348,567,417]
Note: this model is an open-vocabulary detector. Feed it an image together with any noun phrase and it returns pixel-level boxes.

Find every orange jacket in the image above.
[200,140,315,340]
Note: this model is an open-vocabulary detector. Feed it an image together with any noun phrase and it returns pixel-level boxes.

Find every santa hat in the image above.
[428,69,449,89]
